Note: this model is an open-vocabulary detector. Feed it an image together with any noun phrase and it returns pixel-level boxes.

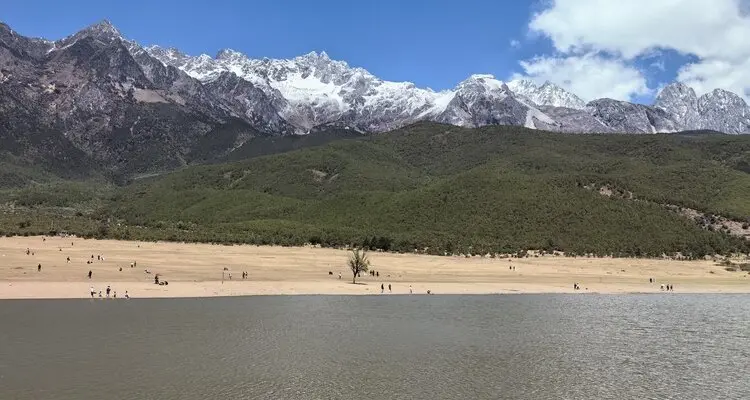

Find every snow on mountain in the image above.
[654,83,701,130]
[143,43,750,134]
[507,79,587,110]
[655,83,750,134]
[146,46,458,132]
[696,89,750,134]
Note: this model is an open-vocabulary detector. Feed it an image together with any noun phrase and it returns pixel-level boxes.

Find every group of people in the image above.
[648,278,675,291]
[89,285,130,299]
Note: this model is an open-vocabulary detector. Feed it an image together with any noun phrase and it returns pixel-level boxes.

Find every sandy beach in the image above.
[0,236,748,299]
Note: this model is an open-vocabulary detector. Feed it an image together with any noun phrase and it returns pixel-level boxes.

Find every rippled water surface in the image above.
[1,295,749,399]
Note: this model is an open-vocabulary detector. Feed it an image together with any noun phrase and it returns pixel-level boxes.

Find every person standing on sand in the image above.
[106,286,111,298]
[88,270,92,279]
[409,285,413,294]
[37,264,41,272]
[90,286,95,298]
[338,272,342,280]
[388,284,392,293]
[381,283,384,294]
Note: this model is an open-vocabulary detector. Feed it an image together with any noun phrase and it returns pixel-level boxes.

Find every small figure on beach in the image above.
[427,289,432,295]
[26,248,30,256]
[338,272,342,280]
[660,284,665,291]
[98,291,102,298]
[125,291,130,299]
[381,283,384,294]
[90,286,95,298]
[97,255,101,261]
[388,284,392,293]
[154,275,160,285]
[37,264,41,272]
[409,285,413,294]
[113,291,117,298]
[106,285,111,298]
[88,270,92,279]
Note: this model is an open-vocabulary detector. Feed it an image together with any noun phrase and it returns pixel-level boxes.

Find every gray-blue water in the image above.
[1,294,749,399]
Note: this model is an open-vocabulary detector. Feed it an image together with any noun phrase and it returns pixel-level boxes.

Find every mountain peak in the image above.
[507,78,586,109]
[216,48,247,61]
[83,19,121,38]
[301,50,329,59]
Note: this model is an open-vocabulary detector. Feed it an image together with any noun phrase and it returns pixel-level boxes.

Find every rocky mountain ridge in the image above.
[147,41,750,135]
[1,20,749,181]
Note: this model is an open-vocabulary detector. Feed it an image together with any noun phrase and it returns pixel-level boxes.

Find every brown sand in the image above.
[0,236,748,299]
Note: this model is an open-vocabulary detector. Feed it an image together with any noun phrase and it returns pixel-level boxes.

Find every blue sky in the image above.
[3,0,543,90]
[3,0,748,103]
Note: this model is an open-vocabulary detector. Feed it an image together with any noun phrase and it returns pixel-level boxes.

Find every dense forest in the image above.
[1,123,749,258]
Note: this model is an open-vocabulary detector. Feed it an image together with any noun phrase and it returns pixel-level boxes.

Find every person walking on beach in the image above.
[409,285,413,294]
[106,285,111,298]
[88,270,92,279]
[388,284,392,293]
[381,283,384,294]
[37,264,41,272]
[90,286,95,298]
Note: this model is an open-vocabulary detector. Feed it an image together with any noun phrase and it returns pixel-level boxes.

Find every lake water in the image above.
[1,294,749,399]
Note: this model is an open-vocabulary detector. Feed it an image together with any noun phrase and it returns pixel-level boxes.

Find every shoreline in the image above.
[1,236,748,300]
[2,281,750,300]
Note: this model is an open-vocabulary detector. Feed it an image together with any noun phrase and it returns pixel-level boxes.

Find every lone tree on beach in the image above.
[348,248,370,284]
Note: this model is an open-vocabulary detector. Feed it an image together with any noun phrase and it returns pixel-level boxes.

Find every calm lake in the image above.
[1,294,749,399]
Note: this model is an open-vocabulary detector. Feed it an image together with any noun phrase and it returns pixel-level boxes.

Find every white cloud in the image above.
[520,0,750,101]
[678,57,750,97]
[513,53,650,101]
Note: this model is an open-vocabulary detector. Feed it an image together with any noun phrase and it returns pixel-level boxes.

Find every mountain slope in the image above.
[146,41,750,135]
[0,20,269,180]
[99,123,750,256]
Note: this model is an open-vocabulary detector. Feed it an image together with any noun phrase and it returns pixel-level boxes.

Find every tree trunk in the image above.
[352,272,356,284]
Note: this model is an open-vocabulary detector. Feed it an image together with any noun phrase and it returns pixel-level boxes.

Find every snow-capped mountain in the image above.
[145,47,578,132]
[506,80,587,110]
[3,18,750,150]
[654,83,750,133]
[145,43,750,135]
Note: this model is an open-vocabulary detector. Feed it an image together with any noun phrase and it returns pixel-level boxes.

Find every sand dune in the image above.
[0,236,748,299]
